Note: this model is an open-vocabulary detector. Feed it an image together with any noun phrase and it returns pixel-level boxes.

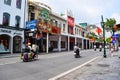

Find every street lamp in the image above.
[101,15,107,58]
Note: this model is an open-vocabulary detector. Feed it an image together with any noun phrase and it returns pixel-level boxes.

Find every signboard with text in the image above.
[26,20,37,30]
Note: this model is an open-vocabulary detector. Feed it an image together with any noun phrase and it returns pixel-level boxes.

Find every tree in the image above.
[104,18,116,34]
[106,37,111,43]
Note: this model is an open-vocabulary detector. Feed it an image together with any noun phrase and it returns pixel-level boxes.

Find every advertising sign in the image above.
[26,20,37,29]
[68,16,74,27]
[112,34,119,38]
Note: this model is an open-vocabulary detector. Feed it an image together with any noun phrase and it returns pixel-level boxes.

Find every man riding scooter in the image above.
[74,43,80,58]
[20,43,38,62]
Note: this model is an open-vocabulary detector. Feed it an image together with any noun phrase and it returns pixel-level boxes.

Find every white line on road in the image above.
[0,61,20,66]
[48,56,101,80]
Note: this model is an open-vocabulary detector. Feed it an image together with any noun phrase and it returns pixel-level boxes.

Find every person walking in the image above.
[110,45,114,56]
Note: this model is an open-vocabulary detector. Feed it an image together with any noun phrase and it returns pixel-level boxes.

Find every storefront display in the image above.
[0,39,9,53]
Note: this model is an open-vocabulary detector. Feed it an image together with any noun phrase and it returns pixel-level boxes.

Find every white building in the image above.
[0,0,27,54]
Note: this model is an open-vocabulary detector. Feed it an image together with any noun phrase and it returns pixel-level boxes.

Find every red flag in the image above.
[96,27,102,35]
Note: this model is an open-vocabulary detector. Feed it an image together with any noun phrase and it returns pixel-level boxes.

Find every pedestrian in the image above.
[110,45,114,56]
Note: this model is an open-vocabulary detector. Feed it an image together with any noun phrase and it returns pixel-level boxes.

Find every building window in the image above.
[75,28,76,34]
[30,13,35,20]
[59,22,62,28]
[61,41,65,48]
[63,24,65,32]
[15,16,21,28]
[3,13,10,26]
[16,0,22,9]
[50,41,58,48]
[4,0,11,5]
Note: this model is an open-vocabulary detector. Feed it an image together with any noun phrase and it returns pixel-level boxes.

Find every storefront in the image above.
[0,27,24,54]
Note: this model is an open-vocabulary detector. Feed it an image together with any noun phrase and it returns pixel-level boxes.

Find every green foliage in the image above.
[104,18,116,33]
[106,37,111,43]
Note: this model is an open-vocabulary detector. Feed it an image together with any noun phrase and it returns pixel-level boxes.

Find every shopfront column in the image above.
[86,40,87,49]
[46,33,49,53]
[68,36,70,51]
[10,37,13,54]
[82,39,84,49]
[75,37,77,44]
[58,35,61,52]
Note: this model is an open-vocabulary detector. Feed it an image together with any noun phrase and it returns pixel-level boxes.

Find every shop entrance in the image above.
[13,36,22,53]
[0,34,10,53]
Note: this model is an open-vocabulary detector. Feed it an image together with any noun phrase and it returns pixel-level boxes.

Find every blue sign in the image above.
[112,34,119,38]
[26,20,37,29]
[112,40,116,44]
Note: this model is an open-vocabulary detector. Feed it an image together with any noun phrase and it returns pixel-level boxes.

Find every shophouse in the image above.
[74,24,90,49]
[26,0,90,53]
[49,12,67,52]
[26,0,52,53]
[0,0,27,54]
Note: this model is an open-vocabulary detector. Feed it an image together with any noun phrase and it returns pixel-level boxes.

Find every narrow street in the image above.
[0,49,104,80]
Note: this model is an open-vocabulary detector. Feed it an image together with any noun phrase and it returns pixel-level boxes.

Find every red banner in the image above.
[68,16,74,27]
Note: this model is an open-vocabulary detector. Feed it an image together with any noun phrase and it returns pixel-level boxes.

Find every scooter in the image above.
[99,48,102,52]
[74,49,80,58]
[20,52,38,62]
[94,48,96,51]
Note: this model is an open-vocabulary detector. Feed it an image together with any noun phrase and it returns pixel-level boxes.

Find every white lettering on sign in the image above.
[0,29,11,33]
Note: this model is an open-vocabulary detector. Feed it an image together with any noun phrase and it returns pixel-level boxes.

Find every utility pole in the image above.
[101,15,107,58]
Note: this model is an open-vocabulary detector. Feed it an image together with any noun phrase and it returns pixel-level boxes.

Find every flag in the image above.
[96,27,102,35]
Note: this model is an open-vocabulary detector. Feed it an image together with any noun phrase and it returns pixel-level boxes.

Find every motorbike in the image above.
[94,48,96,51]
[74,49,80,58]
[99,48,102,51]
[20,52,38,62]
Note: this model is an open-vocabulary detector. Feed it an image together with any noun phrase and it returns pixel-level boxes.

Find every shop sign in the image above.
[68,16,74,27]
[39,8,50,21]
[112,34,119,38]
[51,26,60,34]
[0,29,11,33]
[14,33,22,35]
[26,20,37,30]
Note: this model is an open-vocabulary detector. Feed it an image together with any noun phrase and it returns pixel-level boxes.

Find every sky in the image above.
[34,0,120,37]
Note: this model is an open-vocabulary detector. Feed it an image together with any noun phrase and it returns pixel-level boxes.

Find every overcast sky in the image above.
[36,0,120,25]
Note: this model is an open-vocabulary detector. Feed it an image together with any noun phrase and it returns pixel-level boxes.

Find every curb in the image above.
[48,56,101,80]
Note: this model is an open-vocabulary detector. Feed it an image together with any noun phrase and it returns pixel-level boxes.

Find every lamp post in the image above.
[101,15,107,58]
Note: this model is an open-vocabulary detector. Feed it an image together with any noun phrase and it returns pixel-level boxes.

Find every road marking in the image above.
[0,61,20,66]
[48,56,101,80]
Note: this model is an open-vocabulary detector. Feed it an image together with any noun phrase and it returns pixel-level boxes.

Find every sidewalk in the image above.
[57,54,120,80]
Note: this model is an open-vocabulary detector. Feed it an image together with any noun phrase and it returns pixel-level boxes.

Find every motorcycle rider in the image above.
[74,43,80,58]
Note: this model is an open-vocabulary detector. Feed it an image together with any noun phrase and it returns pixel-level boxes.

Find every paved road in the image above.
[0,49,104,80]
